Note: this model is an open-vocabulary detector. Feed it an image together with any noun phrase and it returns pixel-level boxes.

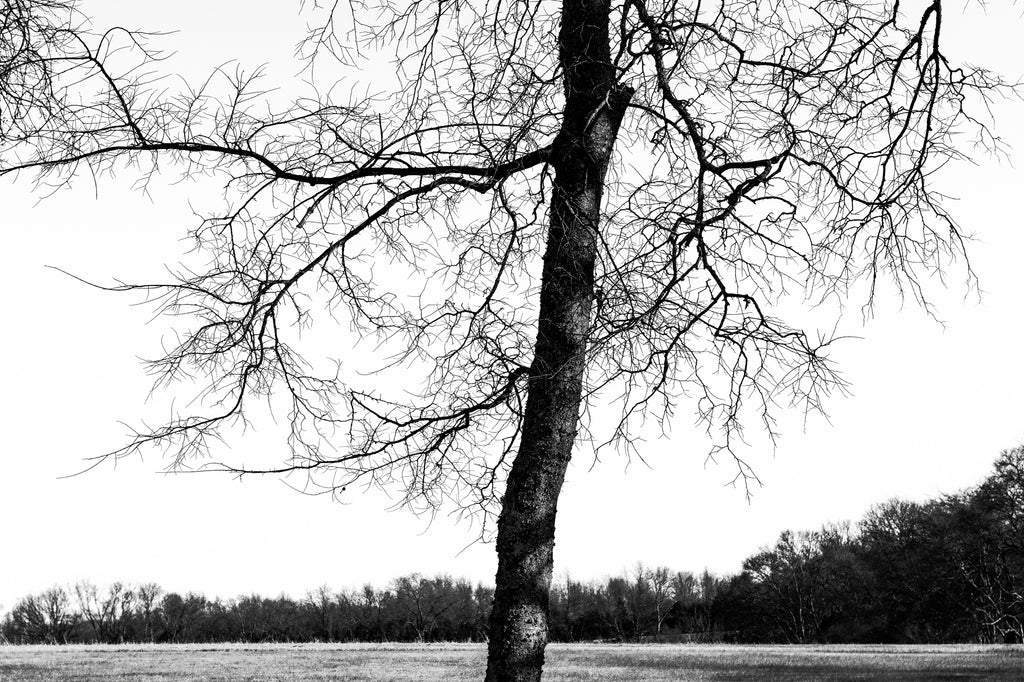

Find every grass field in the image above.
[1,643,1022,681]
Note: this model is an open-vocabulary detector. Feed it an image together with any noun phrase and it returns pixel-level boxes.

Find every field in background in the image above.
[1,643,1022,681]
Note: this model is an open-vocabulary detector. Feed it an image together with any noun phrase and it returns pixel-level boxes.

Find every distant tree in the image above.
[305,585,337,642]
[136,582,163,643]
[158,592,207,642]
[266,595,305,641]
[664,570,695,634]
[109,584,137,643]
[692,570,726,636]
[233,594,303,642]
[546,577,576,641]
[2,587,76,644]
[808,524,874,642]
[352,584,389,642]
[201,598,237,642]
[858,495,1000,642]
[987,446,1024,643]
[232,596,262,641]
[71,581,102,642]
[597,576,630,641]
[743,528,857,643]
[392,574,465,642]
[618,564,677,639]
[3,597,47,644]
[857,499,932,639]
[2,0,1010,676]
[984,446,1024,564]
[548,576,613,642]
[447,578,483,641]
[472,584,495,641]
[942,449,1024,642]
[72,580,134,643]
[647,566,676,638]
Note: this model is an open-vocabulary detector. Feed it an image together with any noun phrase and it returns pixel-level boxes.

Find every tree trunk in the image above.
[484,1,631,680]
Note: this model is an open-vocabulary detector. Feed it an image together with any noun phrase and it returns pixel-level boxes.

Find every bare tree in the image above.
[648,566,675,638]
[159,592,207,642]
[73,580,134,643]
[4,587,76,644]
[72,580,105,642]
[0,0,1010,677]
[392,574,459,642]
[136,582,163,643]
[351,583,389,642]
[305,584,337,642]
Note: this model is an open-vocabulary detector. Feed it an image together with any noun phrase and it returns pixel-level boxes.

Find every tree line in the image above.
[4,447,1021,646]
[1,576,494,645]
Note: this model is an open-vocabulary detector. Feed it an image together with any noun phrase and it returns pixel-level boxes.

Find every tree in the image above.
[305,584,338,642]
[941,449,1024,642]
[647,566,676,638]
[0,0,1008,678]
[136,582,163,643]
[158,592,207,642]
[72,580,134,643]
[353,583,389,642]
[742,525,868,643]
[2,587,76,644]
[392,574,463,642]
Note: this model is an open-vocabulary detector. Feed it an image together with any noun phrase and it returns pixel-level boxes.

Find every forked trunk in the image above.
[484,1,631,679]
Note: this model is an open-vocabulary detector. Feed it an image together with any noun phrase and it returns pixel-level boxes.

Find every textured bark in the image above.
[484,1,632,680]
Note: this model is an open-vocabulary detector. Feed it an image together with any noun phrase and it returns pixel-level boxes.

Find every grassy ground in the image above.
[1,642,1022,681]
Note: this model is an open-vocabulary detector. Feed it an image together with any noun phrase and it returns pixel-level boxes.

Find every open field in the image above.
[1,643,1022,681]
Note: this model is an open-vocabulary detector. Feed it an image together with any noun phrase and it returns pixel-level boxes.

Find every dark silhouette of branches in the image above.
[3,0,1005,514]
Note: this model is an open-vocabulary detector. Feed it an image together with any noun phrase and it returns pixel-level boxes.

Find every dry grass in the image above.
[0,642,1021,681]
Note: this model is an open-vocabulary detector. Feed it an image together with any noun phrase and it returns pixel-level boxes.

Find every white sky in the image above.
[2,1,1023,611]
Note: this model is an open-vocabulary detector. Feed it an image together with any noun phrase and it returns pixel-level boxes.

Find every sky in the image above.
[2,1,1024,611]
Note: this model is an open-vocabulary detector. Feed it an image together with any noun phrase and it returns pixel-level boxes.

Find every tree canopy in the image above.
[2,0,1005,511]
